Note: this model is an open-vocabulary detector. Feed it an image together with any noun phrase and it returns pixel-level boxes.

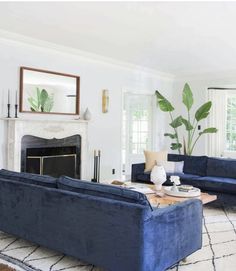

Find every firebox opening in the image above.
[26,146,77,178]
[21,135,81,179]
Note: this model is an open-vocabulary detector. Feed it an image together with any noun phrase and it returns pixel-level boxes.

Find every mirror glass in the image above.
[20,67,80,115]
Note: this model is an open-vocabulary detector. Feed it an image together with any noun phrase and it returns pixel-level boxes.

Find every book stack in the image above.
[178,185,194,192]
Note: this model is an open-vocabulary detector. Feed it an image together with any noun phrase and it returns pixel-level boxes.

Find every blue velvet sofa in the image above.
[0,169,202,271]
[131,154,236,195]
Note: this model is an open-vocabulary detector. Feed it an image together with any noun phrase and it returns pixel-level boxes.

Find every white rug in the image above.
[0,202,235,271]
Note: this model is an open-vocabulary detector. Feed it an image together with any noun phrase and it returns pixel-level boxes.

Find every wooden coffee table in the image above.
[110,181,217,206]
[147,186,217,206]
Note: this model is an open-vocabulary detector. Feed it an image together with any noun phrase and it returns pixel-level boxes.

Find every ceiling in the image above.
[0,1,236,77]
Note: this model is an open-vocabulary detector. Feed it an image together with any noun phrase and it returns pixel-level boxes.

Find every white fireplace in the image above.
[3,118,89,179]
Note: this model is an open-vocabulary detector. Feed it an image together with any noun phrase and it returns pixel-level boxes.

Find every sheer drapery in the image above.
[207,89,226,157]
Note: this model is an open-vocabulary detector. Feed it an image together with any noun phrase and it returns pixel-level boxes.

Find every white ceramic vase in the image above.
[84,108,91,120]
[150,165,167,190]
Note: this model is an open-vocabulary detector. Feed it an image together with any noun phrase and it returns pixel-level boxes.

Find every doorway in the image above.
[122,92,154,180]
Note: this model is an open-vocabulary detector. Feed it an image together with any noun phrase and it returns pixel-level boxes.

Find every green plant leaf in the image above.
[164,133,177,139]
[170,116,182,128]
[181,117,193,130]
[155,90,174,112]
[36,87,41,109]
[171,143,182,150]
[43,94,54,112]
[40,89,49,110]
[28,97,39,112]
[182,83,193,110]
[199,127,218,136]
[195,101,212,121]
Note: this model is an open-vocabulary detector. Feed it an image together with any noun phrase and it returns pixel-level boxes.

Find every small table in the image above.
[147,186,217,206]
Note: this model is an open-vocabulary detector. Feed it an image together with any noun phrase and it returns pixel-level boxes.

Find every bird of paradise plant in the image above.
[155,83,217,155]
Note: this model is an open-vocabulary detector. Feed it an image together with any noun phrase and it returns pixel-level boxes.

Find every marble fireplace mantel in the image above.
[2,118,89,179]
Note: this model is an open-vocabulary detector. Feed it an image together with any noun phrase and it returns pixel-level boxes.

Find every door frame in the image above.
[121,88,156,178]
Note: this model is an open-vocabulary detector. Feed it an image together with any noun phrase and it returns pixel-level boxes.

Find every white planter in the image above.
[150,165,167,191]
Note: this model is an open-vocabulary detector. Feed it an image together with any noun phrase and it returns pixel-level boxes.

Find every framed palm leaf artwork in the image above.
[19,67,80,115]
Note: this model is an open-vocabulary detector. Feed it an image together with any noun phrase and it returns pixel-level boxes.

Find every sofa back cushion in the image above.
[183,155,208,176]
[207,157,236,179]
[168,154,207,176]
[0,169,57,188]
[58,176,151,208]
[168,153,185,162]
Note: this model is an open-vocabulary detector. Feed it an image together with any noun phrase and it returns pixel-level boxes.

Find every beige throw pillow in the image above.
[144,150,167,172]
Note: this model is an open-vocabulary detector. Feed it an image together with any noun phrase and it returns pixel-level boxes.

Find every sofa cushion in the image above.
[136,172,152,183]
[188,176,236,195]
[207,157,236,179]
[183,155,207,176]
[166,172,200,181]
[168,153,185,162]
[58,176,151,208]
[0,169,57,188]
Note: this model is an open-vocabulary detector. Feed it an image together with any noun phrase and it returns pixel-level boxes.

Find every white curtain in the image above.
[207,89,226,157]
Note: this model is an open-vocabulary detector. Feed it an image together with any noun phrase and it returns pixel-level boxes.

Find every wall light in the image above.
[102,89,109,113]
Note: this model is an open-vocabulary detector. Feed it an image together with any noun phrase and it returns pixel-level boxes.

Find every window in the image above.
[208,88,236,158]
[131,108,150,154]
[226,96,236,151]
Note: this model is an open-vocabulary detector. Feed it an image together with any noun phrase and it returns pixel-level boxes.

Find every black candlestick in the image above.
[7,104,11,118]
[15,104,18,118]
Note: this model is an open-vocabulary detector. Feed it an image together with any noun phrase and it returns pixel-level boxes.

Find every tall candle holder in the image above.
[7,104,11,118]
[14,90,18,118]
[14,104,18,118]
[7,89,11,118]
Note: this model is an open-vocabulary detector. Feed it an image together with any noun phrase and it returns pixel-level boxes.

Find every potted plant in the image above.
[155,83,217,155]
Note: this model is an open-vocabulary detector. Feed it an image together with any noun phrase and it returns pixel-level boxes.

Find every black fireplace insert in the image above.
[21,135,81,178]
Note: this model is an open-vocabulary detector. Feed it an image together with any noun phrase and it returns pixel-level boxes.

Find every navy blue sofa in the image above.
[0,169,202,271]
[131,154,236,195]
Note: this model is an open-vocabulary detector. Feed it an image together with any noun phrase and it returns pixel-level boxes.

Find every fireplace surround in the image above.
[4,118,89,179]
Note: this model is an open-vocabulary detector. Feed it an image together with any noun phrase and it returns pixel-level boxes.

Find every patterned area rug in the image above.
[0,199,235,271]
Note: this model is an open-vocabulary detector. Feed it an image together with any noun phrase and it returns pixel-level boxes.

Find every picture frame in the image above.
[19,67,80,115]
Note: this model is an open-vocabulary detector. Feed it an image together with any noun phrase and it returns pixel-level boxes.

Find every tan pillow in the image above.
[144,150,167,172]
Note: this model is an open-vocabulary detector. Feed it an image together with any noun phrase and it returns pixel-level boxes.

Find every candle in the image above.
[8,89,10,104]
[15,90,18,105]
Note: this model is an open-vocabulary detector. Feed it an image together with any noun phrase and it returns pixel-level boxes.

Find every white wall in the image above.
[0,37,174,180]
[173,74,236,155]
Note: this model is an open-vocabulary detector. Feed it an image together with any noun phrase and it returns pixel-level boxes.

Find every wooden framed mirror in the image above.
[19,67,80,115]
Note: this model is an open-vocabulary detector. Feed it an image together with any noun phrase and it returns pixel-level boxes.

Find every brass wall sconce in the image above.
[102,89,109,113]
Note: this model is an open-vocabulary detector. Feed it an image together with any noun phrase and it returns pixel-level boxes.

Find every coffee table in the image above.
[110,181,217,206]
[147,186,217,206]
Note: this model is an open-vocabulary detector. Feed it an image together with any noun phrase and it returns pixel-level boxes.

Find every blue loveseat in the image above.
[131,154,236,195]
[0,169,202,271]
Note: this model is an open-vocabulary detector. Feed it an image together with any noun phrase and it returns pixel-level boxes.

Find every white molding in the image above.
[0,29,175,81]
[175,70,236,82]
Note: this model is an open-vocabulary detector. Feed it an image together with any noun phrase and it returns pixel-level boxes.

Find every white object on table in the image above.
[164,186,201,198]
[150,164,167,191]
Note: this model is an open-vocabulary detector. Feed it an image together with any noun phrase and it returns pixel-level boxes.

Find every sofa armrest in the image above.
[143,199,202,271]
[131,163,145,182]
